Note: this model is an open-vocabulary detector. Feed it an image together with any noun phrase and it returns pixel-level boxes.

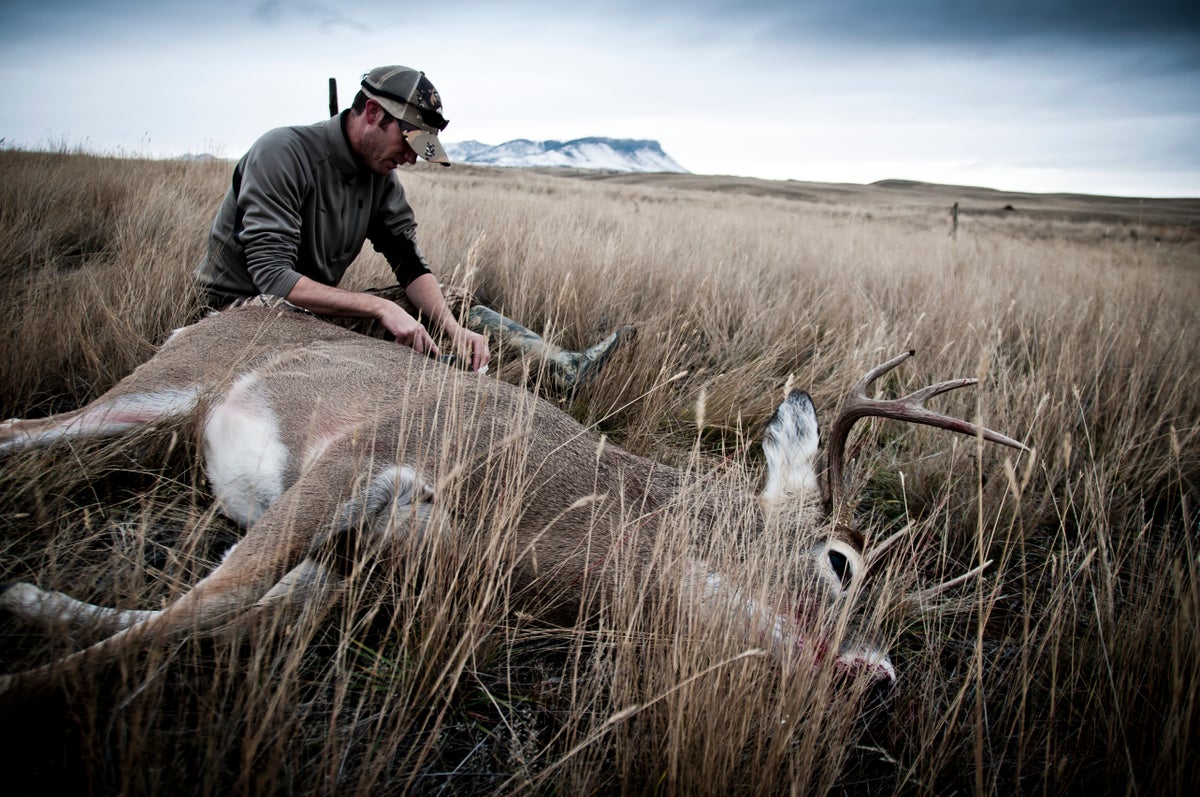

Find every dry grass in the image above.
[0,148,1197,795]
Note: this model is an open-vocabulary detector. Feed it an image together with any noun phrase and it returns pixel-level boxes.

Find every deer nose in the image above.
[835,646,896,683]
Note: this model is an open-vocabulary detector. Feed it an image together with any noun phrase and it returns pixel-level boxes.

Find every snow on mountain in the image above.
[442,140,497,161]
[443,137,687,173]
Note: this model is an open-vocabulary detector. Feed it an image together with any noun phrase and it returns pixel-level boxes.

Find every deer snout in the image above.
[779,620,895,684]
[792,541,896,682]
[834,644,896,683]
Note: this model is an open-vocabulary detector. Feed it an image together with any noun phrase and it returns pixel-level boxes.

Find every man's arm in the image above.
[285,276,440,356]
[285,275,491,371]
[359,175,489,369]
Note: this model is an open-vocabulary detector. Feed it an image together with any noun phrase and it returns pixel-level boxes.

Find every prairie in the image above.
[0,148,1197,795]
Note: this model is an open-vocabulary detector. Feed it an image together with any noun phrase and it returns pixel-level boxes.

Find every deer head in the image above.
[723,351,1029,681]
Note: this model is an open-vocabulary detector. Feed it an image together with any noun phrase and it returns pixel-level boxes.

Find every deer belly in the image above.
[202,374,288,526]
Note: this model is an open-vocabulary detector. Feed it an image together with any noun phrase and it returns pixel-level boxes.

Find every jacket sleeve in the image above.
[368,174,433,287]
[234,129,309,298]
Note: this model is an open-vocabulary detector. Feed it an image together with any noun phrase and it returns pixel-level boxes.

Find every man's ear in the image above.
[363,98,387,126]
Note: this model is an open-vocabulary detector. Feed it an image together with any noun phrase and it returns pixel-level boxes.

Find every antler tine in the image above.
[826,350,1031,515]
[848,350,918,395]
[901,559,994,613]
[885,377,1031,452]
[864,523,912,569]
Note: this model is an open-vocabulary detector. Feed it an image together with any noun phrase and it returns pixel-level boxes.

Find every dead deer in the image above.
[0,305,1028,693]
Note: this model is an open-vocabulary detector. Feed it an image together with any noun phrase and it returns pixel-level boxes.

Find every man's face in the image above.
[358,105,419,174]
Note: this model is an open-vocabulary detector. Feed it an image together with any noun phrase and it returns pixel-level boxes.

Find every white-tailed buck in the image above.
[0,305,1028,693]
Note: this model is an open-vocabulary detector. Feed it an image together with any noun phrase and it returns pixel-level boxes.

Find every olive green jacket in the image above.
[196,112,431,305]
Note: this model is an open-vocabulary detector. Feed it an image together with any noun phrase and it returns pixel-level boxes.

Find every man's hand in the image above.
[451,327,491,373]
[377,302,439,358]
[404,274,493,372]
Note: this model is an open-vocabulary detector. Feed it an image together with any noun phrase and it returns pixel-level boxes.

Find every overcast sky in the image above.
[1,0,1197,196]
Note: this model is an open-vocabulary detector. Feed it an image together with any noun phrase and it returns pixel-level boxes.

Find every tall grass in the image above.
[0,149,1197,794]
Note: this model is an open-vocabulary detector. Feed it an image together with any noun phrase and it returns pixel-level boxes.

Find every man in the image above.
[196,65,630,388]
[196,66,484,372]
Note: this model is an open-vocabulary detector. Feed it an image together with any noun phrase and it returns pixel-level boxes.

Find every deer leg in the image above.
[254,558,333,612]
[0,496,338,695]
[0,557,333,647]
[0,388,200,455]
[466,305,635,392]
[0,458,439,695]
[0,582,159,643]
[0,314,267,456]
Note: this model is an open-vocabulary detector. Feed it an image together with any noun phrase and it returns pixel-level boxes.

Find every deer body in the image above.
[1,305,1028,693]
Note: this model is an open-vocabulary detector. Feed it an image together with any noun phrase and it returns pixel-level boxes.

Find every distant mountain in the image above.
[443,137,688,173]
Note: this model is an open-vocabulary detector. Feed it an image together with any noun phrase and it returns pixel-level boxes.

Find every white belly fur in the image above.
[203,373,287,526]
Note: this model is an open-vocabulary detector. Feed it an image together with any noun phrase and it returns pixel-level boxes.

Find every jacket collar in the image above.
[322,112,367,177]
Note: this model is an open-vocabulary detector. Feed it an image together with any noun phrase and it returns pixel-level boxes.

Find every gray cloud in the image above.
[564,0,1200,75]
[7,1,1197,48]
[435,1,1200,75]
[0,0,372,42]
[801,0,1198,40]
[601,0,1200,40]
[251,1,370,33]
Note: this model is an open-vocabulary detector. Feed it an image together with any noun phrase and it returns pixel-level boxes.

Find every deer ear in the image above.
[759,390,821,509]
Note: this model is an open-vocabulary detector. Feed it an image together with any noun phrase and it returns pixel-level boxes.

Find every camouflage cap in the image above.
[360,66,451,166]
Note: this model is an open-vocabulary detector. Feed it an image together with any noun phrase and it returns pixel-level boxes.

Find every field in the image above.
[0,148,1197,795]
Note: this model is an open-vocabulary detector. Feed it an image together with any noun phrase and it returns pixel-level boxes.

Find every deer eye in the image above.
[828,549,853,590]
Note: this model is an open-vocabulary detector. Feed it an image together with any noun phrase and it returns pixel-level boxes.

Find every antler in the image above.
[825,351,1030,514]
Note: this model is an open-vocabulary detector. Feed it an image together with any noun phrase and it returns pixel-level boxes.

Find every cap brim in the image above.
[362,88,451,166]
[403,128,451,167]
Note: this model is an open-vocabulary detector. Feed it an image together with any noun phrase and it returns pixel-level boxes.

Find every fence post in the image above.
[950,202,959,240]
[328,78,338,118]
